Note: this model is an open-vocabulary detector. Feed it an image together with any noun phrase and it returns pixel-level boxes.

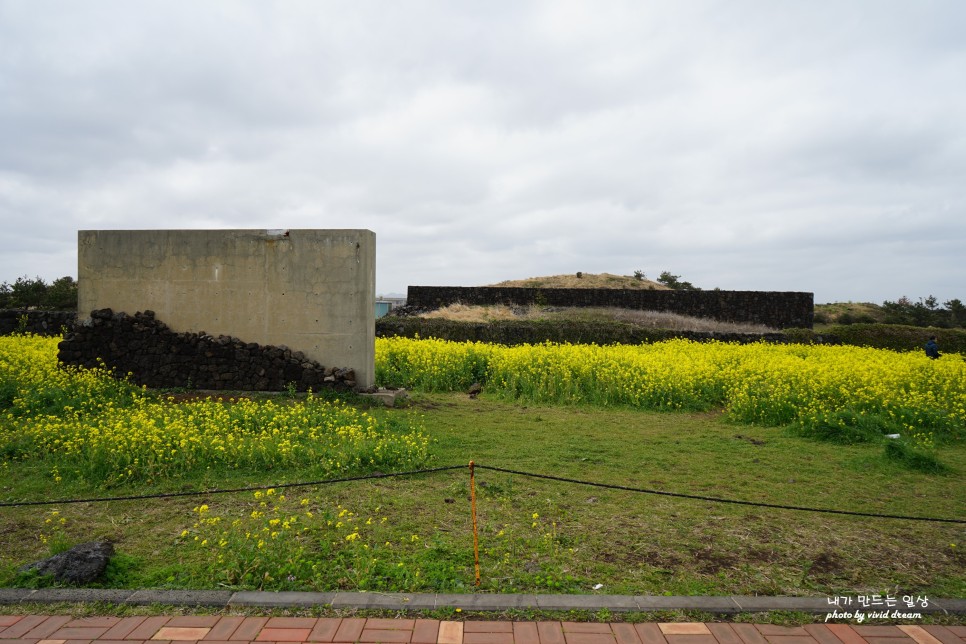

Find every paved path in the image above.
[1,615,965,644]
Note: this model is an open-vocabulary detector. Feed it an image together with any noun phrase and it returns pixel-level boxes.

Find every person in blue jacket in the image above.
[924,336,940,359]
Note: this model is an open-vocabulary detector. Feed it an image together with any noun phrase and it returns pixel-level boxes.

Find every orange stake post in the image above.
[469,460,481,587]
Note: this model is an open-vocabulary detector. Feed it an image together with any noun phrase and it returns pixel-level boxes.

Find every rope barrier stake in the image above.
[469,460,481,587]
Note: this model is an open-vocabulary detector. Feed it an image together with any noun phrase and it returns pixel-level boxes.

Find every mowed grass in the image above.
[2,391,963,597]
[405,394,965,596]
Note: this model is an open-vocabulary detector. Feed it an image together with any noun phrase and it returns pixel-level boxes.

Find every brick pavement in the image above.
[1,615,964,644]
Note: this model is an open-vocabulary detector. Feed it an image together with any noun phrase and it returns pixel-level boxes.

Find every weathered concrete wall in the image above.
[78,229,375,388]
[405,286,813,329]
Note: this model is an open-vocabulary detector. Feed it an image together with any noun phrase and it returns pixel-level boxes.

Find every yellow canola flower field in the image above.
[1,335,429,485]
[377,337,966,444]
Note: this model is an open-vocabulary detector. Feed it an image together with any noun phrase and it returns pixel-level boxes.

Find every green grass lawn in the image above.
[1,392,963,598]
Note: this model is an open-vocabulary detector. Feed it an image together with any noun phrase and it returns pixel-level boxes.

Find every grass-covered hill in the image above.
[813,302,885,326]
[489,272,671,290]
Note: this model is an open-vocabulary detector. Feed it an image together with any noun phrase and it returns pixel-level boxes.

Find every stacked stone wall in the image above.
[406,287,813,329]
[0,310,75,336]
[58,309,357,391]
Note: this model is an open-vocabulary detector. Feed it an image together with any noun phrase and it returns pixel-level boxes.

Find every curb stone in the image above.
[0,589,961,614]
[125,590,233,606]
[28,588,135,604]
[230,591,336,607]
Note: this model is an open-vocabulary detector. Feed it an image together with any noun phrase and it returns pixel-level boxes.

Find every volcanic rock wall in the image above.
[405,286,813,329]
[0,310,75,336]
[58,309,357,391]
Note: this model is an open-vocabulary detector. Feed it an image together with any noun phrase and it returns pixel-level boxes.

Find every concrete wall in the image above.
[78,229,375,388]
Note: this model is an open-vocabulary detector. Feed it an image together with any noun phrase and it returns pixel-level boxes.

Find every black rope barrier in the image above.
[474,464,966,524]
[2,462,962,523]
[0,465,465,508]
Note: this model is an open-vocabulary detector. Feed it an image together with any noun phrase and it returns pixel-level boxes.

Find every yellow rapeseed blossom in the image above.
[376,337,966,444]
[1,335,430,484]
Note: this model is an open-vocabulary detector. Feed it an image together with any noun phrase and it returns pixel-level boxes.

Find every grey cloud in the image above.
[1,0,964,304]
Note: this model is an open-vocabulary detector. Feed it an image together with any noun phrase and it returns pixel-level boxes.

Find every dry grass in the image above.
[488,272,671,291]
[422,303,524,322]
[421,304,778,334]
[593,307,777,334]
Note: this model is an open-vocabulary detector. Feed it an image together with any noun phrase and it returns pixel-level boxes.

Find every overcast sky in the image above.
[1,1,964,304]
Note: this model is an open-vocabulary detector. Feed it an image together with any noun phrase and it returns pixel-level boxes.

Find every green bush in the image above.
[828,324,966,354]
[884,440,948,474]
[377,318,966,356]
[376,317,789,346]
[793,408,903,444]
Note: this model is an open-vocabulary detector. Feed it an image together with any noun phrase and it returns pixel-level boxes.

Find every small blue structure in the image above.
[375,297,407,318]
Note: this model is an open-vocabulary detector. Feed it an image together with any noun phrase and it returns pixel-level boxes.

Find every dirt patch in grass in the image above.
[691,547,741,574]
[807,551,845,577]
[599,548,684,569]
[0,519,35,544]
[746,547,783,564]
[734,434,767,446]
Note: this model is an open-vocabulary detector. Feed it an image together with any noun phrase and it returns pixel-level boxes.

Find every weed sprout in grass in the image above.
[38,510,72,555]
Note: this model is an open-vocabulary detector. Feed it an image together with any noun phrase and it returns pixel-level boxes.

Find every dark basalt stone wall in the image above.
[58,309,357,391]
[405,287,814,329]
[0,310,75,336]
